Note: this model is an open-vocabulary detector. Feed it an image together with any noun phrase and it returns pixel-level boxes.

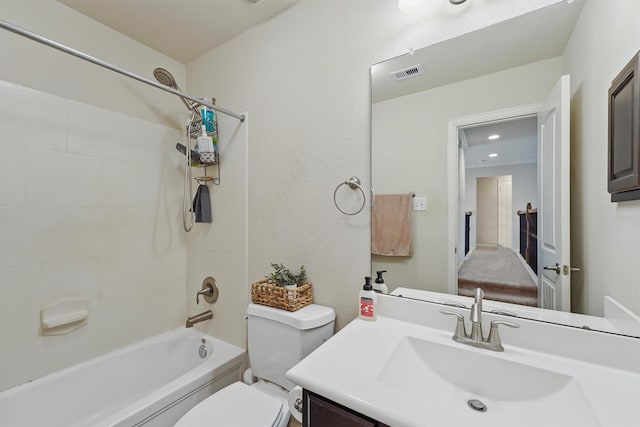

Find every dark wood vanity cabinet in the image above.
[608,50,640,202]
[303,389,390,427]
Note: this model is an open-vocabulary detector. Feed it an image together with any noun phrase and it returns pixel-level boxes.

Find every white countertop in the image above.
[286,295,640,427]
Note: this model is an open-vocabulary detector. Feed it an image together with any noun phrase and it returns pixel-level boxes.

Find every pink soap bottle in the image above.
[359,276,377,321]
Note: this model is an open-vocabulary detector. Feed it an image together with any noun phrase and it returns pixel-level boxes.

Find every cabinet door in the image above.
[608,51,640,200]
[304,390,387,427]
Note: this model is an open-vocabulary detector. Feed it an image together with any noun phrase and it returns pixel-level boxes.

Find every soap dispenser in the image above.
[359,276,377,321]
[373,270,388,294]
[196,125,215,163]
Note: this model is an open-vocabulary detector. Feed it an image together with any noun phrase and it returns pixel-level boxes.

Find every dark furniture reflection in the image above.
[464,211,472,256]
[517,207,537,274]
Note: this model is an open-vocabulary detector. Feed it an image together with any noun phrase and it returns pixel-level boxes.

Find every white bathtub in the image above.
[0,328,245,427]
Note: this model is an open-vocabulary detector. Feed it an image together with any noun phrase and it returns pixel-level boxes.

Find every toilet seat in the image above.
[174,382,288,427]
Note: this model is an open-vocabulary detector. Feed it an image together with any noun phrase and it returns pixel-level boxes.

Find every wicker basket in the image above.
[251,279,313,312]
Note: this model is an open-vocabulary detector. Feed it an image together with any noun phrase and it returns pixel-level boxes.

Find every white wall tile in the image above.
[0,81,67,152]
[98,158,160,208]
[0,143,27,206]
[192,202,247,255]
[26,148,102,207]
[0,81,187,391]
[66,100,177,165]
[187,250,248,349]
[0,206,71,268]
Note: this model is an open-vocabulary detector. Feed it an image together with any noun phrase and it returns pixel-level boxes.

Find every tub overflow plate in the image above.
[199,344,208,358]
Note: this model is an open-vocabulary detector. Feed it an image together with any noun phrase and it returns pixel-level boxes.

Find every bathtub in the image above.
[0,328,245,427]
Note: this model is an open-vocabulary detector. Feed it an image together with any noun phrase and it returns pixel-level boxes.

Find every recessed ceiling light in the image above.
[488,134,500,140]
[488,153,498,158]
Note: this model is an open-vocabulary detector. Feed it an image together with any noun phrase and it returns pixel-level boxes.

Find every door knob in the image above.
[562,265,582,275]
[543,263,561,274]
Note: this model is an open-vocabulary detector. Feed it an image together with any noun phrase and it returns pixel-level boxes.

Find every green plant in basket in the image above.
[266,263,307,288]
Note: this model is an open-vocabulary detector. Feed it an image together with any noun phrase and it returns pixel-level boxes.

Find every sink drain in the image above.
[467,399,487,412]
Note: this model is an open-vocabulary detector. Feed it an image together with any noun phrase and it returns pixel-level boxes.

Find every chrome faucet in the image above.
[441,288,519,352]
[185,310,213,328]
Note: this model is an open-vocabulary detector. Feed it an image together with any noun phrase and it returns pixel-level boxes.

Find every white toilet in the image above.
[175,303,335,427]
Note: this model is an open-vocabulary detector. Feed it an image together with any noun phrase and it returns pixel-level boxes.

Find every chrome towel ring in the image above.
[334,176,366,215]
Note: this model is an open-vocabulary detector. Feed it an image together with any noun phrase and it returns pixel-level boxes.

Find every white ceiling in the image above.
[461,116,538,169]
[371,0,585,170]
[371,0,584,103]
[57,0,298,63]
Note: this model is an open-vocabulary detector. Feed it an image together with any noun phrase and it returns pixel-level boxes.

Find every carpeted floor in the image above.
[458,246,538,306]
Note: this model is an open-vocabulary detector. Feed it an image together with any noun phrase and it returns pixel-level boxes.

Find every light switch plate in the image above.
[413,197,427,211]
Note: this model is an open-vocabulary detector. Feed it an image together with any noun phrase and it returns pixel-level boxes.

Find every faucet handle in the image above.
[196,277,219,304]
[440,310,467,339]
[490,320,520,328]
[487,320,520,351]
[196,284,213,304]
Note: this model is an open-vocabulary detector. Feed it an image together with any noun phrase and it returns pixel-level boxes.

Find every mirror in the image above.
[370,0,640,337]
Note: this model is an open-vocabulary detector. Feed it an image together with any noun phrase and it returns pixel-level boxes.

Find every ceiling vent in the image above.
[390,64,424,81]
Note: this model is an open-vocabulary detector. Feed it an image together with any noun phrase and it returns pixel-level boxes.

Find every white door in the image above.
[538,74,571,311]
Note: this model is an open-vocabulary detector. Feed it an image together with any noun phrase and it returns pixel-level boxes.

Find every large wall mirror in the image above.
[370,0,639,337]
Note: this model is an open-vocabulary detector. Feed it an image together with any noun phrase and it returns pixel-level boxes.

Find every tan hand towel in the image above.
[371,193,413,256]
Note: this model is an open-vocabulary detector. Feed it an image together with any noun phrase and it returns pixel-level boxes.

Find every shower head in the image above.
[153,67,179,88]
[153,67,199,113]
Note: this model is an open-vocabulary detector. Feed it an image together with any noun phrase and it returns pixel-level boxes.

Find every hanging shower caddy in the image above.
[176,135,221,185]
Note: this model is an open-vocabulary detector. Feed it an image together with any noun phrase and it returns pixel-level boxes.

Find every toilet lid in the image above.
[174,382,286,427]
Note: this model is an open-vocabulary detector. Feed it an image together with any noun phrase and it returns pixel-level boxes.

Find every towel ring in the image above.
[334,176,366,215]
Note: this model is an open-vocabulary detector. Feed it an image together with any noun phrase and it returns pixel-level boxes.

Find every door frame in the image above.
[446,103,541,295]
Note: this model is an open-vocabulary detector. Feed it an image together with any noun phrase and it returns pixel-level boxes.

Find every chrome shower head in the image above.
[153,67,199,113]
[153,67,179,89]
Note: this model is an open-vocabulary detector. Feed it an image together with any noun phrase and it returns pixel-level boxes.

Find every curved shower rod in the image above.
[0,19,245,123]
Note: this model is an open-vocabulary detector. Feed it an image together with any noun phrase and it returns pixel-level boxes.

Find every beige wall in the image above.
[0,0,578,391]
[185,0,563,332]
[372,58,560,292]
[564,0,640,316]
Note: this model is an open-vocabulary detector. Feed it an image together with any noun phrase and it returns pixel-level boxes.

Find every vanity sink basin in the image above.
[287,299,639,427]
[378,336,601,426]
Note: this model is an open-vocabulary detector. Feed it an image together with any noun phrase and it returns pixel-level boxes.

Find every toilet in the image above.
[175,303,335,427]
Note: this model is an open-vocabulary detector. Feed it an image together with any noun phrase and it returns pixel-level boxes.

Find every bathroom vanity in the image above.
[286,294,640,427]
[303,389,389,427]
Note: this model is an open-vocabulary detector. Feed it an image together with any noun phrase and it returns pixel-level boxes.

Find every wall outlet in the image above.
[412,197,427,211]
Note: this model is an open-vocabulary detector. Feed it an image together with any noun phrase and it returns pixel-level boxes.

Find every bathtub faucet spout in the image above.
[185,310,213,328]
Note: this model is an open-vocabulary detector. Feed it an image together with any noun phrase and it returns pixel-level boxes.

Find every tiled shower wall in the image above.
[0,80,187,391]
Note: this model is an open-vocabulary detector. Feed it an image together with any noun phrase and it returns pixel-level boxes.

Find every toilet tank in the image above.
[247,303,335,391]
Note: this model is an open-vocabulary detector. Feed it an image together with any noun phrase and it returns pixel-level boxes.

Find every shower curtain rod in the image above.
[0,19,245,122]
